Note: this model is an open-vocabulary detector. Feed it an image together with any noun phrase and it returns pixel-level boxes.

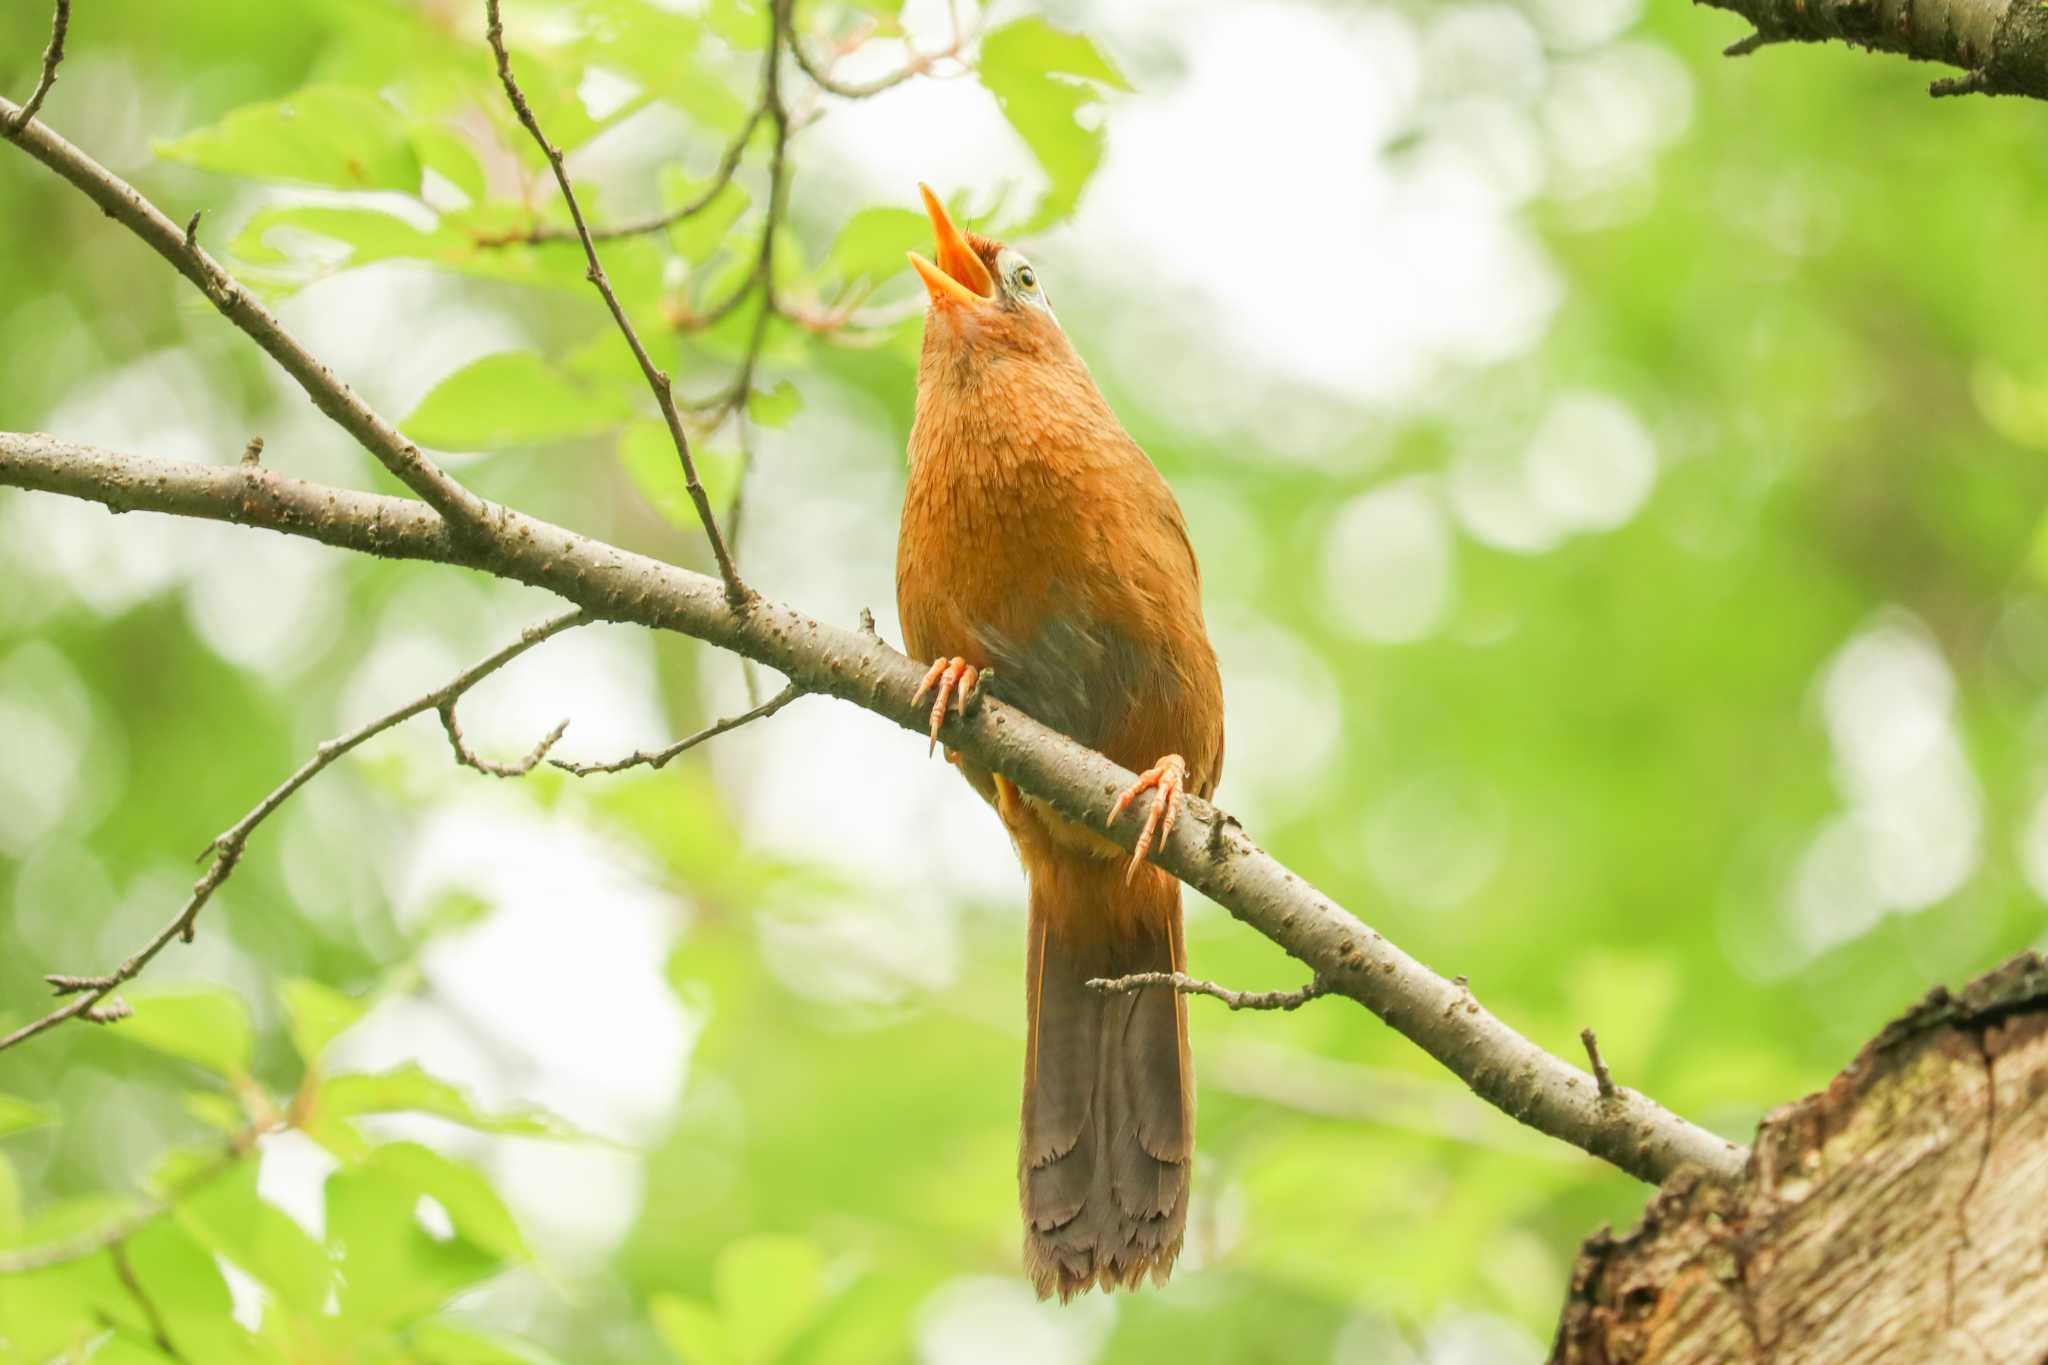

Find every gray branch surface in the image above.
[1701,0,2048,98]
[0,430,1745,1187]
[0,79,1748,1186]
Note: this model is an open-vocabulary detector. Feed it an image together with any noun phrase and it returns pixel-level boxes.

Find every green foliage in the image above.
[119,987,255,1079]
[156,86,424,191]
[977,19,1130,230]
[7,0,2048,1361]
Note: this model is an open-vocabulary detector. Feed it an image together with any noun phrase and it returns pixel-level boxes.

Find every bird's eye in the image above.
[1016,265,1037,291]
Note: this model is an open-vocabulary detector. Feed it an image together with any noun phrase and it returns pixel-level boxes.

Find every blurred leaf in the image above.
[977,19,1130,230]
[119,987,254,1078]
[182,1090,246,1133]
[326,1147,504,1330]
[572,0,749,131]
[405,352,634,451]
[707,0,769,51]
[747,381,802,429]
[821,207,925,287]
[411,122,489,205]
[375,1142,529,1262]
[156,85,422,190]
[670,178,753,265]
[282,977,367,1066]
[653,1292,729,1365]
[320,1063,585,1140]
[174,1161,334,1317]
[717,1234,829,1365]
[407,1320,571,1365]
[0,1092,53,1138]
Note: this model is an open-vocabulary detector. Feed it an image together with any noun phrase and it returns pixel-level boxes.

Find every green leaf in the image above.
[280,978,366,1066]
[821,207,926,288]
[405,352,634,451]
[747,381,802,429]
[174,1161,334,1317]
[669,176,752,265]
[120,987,254,1078]
[181,1091,246,1133]
[374,1142,529,1262]
[717,1235,828,1365]
[407,1320,570,1365]
[652,1293,730,1365]
[977,20,1131,230]
[326,1153,502,1330]
[156,85,422,190]
[320,1063,585,1139]
[0,1092,54,1138]
[653,1235,832,1365]
[412,122,489,205]
[620,422,741,529]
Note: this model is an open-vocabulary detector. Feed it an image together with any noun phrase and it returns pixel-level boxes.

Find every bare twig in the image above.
[0,427,1750,1185]
[0,608,587,1055]
[441,707,570,777]
[473,103,768,247]
[1581,1027,1618,1101]
[553,681,803,776]
[789,14,972,98]
[109,1243,184,1360]
[4,0,70,135]
[483,0,748,605]
[1088,970,1331,1012]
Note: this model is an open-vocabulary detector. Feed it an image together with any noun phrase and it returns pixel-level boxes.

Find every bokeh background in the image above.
[5,0,2048,1360]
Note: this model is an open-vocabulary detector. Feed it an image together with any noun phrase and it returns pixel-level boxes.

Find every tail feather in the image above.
[1021,857,1192,1301]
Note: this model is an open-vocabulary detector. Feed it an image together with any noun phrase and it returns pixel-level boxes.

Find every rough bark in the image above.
[1700,0,2048,98]
[1552,951,2048,1363]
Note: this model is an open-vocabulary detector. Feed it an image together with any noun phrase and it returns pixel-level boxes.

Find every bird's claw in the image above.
[912,656,979,755]
[1111,754,1187,883]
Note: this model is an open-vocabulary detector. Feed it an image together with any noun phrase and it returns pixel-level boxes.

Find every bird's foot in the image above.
[1110,753,1187,883]
[911,656,980,755]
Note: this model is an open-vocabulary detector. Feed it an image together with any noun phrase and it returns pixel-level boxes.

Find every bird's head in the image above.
[907,184,1064,364]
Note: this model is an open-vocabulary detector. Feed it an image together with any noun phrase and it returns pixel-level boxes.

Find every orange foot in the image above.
[1110,753,1187,883]
[911,656,979,755]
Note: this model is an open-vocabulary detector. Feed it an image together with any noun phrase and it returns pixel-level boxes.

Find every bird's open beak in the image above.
[908,183,994,310]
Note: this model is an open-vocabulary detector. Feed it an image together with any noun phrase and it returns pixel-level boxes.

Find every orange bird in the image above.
[896,185,1225,1299]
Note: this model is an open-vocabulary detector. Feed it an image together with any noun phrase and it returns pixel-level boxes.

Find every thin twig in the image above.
[441,707,570,777]
[0,610,587,1056]
[1581,1028,1618,1101]
[473,103,768,247]
[483,0,749,605]
[788,15,971,98]
[552,681,803,776]
[0,1123,269,1275]
[4,0,70,136]
[1087,970,1331,1012]
[109,1242,185,1360]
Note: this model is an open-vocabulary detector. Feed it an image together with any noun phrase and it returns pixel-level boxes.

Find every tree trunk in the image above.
[1552,952,2048,1364]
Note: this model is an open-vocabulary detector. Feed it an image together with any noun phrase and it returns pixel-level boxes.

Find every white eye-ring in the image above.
[1014,263,1037,291]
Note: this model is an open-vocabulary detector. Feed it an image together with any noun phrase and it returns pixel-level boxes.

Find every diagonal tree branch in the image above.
[0,602,587,1055]
[0,95,492,531]
[4,0,69,135]
[0,429,1746,1187]
[483,0,747,604]
[1698,0,2048,99]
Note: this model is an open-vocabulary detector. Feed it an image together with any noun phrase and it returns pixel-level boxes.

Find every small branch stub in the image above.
[1581,1027,1618,1101]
